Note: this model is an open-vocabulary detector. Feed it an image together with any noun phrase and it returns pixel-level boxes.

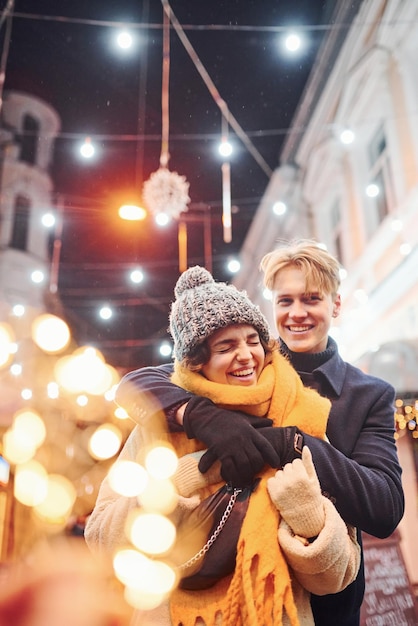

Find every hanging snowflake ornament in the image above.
[143,167,191,220]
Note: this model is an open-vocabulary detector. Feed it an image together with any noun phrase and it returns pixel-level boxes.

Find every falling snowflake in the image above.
[143,167,190,219]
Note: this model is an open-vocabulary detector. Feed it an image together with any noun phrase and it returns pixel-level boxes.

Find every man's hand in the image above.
[183,397,280,487]
[257,426,304,467]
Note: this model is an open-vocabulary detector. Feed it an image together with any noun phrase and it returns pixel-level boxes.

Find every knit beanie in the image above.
[169,266,271,361]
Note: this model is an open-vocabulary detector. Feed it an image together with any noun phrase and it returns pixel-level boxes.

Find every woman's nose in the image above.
[236,344,252,360]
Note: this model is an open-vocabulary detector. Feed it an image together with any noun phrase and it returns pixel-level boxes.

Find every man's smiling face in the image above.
[272,266,340,354]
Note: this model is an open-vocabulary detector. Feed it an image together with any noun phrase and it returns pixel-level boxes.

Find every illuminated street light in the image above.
[41,212,56,228]
[116,30,133,50]
[12,304,25,317]
[272,201,287,216]
[366,183,379,198]
[284,32,301,52]
[79,137,95,159]
[159,342,172,358]
[218,139,233,158]
[130,268,144,284]
[155,213,170,227]
[227,258,241,273]
[339,128,355,145]
[119,204,147,221]
[31,270,45,284]
[99,306,113,320]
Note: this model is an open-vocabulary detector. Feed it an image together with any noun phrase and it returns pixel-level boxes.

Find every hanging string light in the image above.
[142,6,190,271]
[220,114,232,243]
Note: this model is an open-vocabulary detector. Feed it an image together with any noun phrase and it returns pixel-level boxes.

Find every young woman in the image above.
[86,266,360,626]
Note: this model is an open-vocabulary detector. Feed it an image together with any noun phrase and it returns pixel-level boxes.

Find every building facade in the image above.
[235,0,418,600]
[0,90,60,314]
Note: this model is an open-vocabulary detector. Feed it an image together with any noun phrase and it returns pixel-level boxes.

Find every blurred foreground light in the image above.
[3,427,37,464]
[124,586,166,612]
[88,423,123,460]
[114,406,130,420]
[0,322,15,368]
[54,347,116,395]
[33,474,77,522]
[138,478,178,515]
[13,409,46,449]
[127,511,176,555]
[32,313,71,354]
[145,445,178,480]
[113,548,150,586]
[14,460,48,506]
[119,204,147,221]
[124,559,177,609]
[108,460,149,497]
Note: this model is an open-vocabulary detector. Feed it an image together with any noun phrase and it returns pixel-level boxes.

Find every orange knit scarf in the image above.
[169,349,330,626]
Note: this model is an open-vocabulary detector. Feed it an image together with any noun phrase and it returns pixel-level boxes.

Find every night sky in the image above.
[3,0,332,369]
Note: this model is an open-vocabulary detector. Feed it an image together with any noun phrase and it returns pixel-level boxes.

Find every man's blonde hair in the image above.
[260,239,341,296]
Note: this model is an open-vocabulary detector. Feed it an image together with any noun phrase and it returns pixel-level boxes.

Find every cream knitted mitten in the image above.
[267,446,325,539]
[173,450,222,497]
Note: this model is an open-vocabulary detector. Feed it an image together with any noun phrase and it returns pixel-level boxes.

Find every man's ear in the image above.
[332,293,341,318]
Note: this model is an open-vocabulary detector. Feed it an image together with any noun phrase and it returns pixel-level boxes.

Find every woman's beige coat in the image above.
[85,425,360,626]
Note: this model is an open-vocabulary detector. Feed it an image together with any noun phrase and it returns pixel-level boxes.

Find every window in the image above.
[330,199,343,263]
[367,125,395,229]
[10,195,30,251]
[20,114,39,165]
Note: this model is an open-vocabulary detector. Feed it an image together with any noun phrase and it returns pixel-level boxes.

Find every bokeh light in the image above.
[127,511,176,555]
[33,474,77,522]
[145,444,178,480]
[32,313,71,353]
[107,460,149,497]
[13,409,46,449]
[14,460,48,506]
[88,423,123,460]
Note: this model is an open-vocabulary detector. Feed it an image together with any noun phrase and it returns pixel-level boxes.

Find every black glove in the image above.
[257,426,304,468]
[183,396,281,487]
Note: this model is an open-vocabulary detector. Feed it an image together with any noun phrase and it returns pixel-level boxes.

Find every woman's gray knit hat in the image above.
[169,265,271,361]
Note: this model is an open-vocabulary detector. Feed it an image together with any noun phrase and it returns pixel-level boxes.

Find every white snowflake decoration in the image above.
[143,167,191,219]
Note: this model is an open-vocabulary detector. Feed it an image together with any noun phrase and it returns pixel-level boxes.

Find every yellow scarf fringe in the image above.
[169,349,330,625]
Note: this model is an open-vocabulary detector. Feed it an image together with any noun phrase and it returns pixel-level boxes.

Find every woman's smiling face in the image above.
[199,324,266,385]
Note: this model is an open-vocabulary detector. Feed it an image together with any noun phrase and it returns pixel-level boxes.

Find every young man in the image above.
[115,241,404,626]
